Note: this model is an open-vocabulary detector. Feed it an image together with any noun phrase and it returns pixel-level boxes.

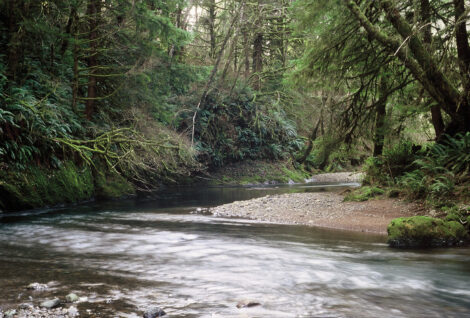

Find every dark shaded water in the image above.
[1,183,470,317]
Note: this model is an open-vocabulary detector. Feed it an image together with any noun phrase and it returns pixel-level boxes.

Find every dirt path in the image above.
[210,192,427,234]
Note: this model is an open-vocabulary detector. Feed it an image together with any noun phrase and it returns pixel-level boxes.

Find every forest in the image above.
[2,1,470,316]
[0,0,469,216]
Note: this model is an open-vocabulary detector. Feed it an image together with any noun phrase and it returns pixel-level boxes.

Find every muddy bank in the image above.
[210,192,426,234]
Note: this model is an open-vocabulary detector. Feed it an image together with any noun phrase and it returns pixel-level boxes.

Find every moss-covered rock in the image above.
[387,216,468,248]
[344,186,385,202]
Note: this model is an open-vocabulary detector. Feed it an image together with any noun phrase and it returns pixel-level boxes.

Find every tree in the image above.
[345,0,470,136]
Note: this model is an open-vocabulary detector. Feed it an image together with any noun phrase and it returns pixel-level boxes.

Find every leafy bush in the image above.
[182,86,301,167]
[429,132,470,177]
[364,134,470,204]
[363,140,420,186]
[0,59,84,169]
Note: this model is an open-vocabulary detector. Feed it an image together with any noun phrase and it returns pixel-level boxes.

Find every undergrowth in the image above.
[363,133,470,209]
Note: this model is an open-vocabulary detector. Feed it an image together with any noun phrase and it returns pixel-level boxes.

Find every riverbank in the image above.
[210,192,427,234]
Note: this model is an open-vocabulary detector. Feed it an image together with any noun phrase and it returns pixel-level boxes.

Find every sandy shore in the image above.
[210,192,427,234]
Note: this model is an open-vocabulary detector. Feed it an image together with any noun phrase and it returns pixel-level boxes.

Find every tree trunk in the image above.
[221,35,239,83]
[242,16,250,78]
[346,0,470,135]
[7,0,20,81]
[297,119,321,164]
[419,0,445,139]
[191,8,241,146]
[60,7,77,56]
[252,33,263,90]
[85,0,99,120]
[373,76,388,157]
[208,0,217,60]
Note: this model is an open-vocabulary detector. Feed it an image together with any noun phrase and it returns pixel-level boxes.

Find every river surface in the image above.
[1,183,470,317]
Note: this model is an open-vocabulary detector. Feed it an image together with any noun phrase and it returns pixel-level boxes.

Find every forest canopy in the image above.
[1,0,469,209]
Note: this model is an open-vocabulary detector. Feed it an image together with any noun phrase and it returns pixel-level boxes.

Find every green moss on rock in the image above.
[344,186,385,202]
[387,216,468,248]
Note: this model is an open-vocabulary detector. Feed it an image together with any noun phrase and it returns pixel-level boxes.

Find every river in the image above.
[1,183,470,317]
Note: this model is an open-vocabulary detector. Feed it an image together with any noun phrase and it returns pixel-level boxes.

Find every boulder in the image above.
[387,216,468,248]
[40,298,61,309]
[143,307,166,318]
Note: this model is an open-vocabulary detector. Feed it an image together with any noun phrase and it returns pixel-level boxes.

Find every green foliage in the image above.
[363,140,420,186]
[344,186,385,202]
[94,169,135,200]
[182,86,301,167]
[429,133,470,177]
[0,162,94,211]
[0,57,84,169]
[364,134,470,206]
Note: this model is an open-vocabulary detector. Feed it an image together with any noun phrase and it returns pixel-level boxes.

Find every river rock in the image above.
[65,293,79,303]
[40,298,61,309]
[26,283,48,291]
[143,307,166,318]
[236,300,261,308]
[78,296,88,302]
[5,309,16,317]
[68,306,79,317]
[19,303,34,309]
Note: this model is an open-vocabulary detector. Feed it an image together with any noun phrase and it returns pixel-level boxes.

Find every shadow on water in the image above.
[1,182,470,317]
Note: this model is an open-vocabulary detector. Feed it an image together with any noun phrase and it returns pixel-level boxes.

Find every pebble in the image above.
[65,293,79,303]
[26,283,48,291]
[1,305,79,318]
[68,306,79,317]
[40,298,60,309]
[143,306,166,318]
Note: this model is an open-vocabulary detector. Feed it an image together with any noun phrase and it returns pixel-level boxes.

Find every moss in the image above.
[0,162,96,211]
[387,216,469,248]
[94,170,135,200]
[344,186,385,202]
[281,167,310,183]
[0,181,35,211]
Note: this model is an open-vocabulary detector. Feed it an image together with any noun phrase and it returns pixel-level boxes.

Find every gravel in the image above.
[305,172,364,183]
[0,305,79,318]
[210,192,426,234]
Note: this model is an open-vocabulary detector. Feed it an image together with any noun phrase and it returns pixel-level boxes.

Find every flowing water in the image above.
[0,183,470,318]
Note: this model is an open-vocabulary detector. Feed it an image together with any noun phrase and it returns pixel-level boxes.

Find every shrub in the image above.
[182,87,300,167]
